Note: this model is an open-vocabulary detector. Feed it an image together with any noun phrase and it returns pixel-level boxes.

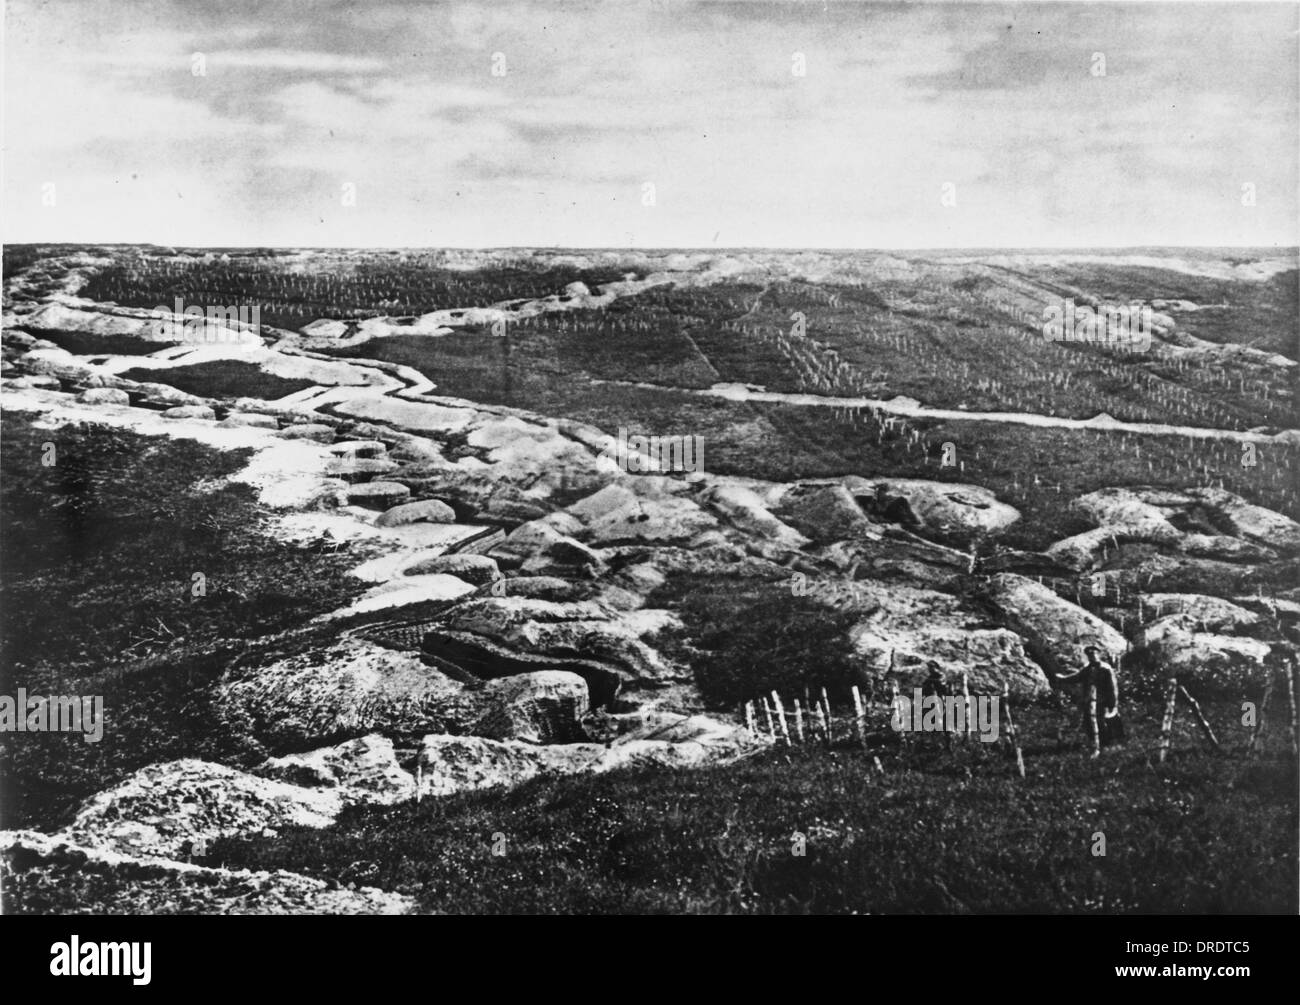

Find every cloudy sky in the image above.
[4,0,1297,248]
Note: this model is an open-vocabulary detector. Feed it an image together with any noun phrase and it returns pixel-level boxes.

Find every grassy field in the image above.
[118,360,315,400]
[48,249,1300,433]
[735,279,1297,430]
[1038,263,1299,358]
[79,254,639,333]
[308,268,1298,558]
[202,701,1298,914]
[433,275,1297,430]
[4,248,1297,914]
[322,339,1300,554]
[649,570,865,707]
[0,413,371,829]
[748,404,1300,553]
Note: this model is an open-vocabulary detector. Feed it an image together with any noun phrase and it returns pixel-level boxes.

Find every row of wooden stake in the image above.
[742,677,1026,778]
[1154,665,1300,763]
[743,664,1299,771]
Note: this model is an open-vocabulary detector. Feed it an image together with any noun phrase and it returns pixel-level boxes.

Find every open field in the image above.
[116,360,317,401]
[318,350,1299,552]
[197,721,1298,915]
[79,251,641,334]
[0,415,372,828]
[319,265,1298,430]
[2,244,1297,915]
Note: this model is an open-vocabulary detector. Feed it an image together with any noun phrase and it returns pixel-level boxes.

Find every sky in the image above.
[3,0,1297,249]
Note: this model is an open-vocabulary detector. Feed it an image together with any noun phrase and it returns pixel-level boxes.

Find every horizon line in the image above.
[6,241,1299,255]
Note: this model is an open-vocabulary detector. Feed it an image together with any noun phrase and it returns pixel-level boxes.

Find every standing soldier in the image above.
[1057,646,1124,749]
[922,661,950,700]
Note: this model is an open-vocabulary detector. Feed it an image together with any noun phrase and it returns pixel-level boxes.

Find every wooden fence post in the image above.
[889,679,906,749]
[1158,676,1178,763]
[761,698,777,742]
[1176,685,1220,752]
[772,690,791,747]
[961,673,972,743]
[744,701,756,738]
[1001,685,1025,778]
[1246,673,1274,758]
[1087,683,1101,759]
[793,698,806,745]
[813,698,828,746]
[1288,661,1300,758]
[851,686,866,747]
[821,687,833,747]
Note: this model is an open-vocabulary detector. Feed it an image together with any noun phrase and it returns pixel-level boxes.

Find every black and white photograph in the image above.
[0,0,1297,941]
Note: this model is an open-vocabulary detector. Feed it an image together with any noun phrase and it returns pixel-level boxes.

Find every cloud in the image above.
[4,0,1296,248]
[201,49,390,73]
